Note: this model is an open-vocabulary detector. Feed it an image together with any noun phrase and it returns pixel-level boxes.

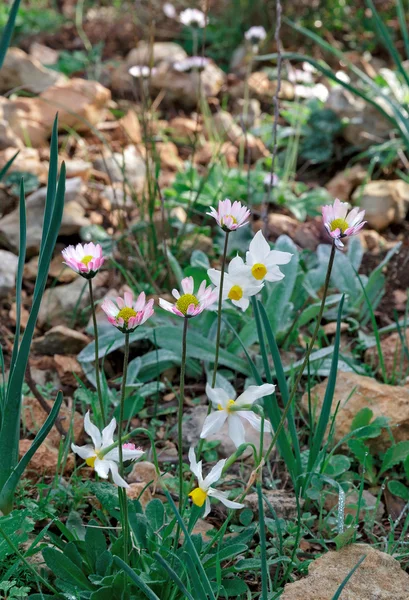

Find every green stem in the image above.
[211,231,230,388]
[178,318,189,509]
[263,241,337,463]
[119,332,130,562]
[88,278,105,427]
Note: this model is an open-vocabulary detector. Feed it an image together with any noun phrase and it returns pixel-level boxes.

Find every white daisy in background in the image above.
[173,56,210,72]
[322,198,366,249]
[101,291,154,333]
[72,412,144,488]
[188,448,244,517]
[179,7,208,28]
[207,198,251,232]
[129,65,157,78]
[163,2,177,18]
[244,26,267,45]
[200,383,275,448]
[245,230,292,283]
[208,255,263,311]
[159,276,217,318]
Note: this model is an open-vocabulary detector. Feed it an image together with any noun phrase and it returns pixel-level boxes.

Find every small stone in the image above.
[245,490,298,519]
[118,110,142,144]
[19,439,75,476]
[32,325,90,355]
[0,250,18,299]
[154,142,183,171]
[301,371,409,452]
[54,354,84,387]
[365,329,409,379]
[126,42,187,67]
[0,147,47,180]
[128,461,157,486]
[260,213,299,240]
[93,146,146,193]
[0,47,63,94]
[180,234,213,259]
[326,165,367,202]
[29,42,59,66]
[168,117,202,141]
[281,543,409,599]
[248,71,295,103]
[126,482,152,507]
[65,159,93,181]
[22,396,82,448]
[353,180,409,230]
[322,322,349,336]
[211,110,268,162]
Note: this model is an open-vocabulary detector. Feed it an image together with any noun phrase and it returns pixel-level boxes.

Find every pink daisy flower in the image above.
[322,198,366,249]
[62,242,105,279]
[207,199,251,232]
[101,291,154,333]
[159,276,217,318]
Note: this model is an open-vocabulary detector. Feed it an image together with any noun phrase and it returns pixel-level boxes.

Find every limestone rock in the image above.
[4,79,111,147]
[0,47,63,94]
[183,405,272,459]
[0,177,89,256]
[325,489,384,521]
[126,482,152,507]
[211,110,269,162]
[327,87,391,148]
[32,325,90,355]
[0,147,48,181]
[281,543,409,599]
[150,62,225,109]
[365,329,409,379]
[38,271,107,328]
[54,354,84,387]
[248,71,295,103]
[0,250,18,299]
[65,159,93,181]
[245,490,298,519]
[301,371,409,451]
[93,146,146,193]
[126,42,187,67]
[29,42,59,66]
[154,142,183,171]
[22,396,82,448]
[326,165,367,202]
[168,117,202,141]
[353,180,409,230]
[19,439,75,476]
[128,461,158,486]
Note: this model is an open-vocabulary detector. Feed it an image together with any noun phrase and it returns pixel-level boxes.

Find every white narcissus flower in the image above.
[72,412,144,488]
[159,276,217,318]
[188,448,244,517]
[245,230,292,283]
[200,383,275,448]
[208,255,263,311]
[207,198,251,232]
[245,26,267,44]
[179,7,208,28]
[322,198,366,249]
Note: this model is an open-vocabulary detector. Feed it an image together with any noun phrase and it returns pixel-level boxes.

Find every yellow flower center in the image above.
[86,454,97,467]
[228,285,243,301]
[221,214,237,226]
[251,263,267,280]
[81,255,94,266]
[218,399,235,412]
[330,218,349,234]
[117,307,137,323]
[189,487,208,507]
[175,293,199,315]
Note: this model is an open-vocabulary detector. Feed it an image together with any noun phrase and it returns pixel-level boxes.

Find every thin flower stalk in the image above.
[211,231,230,388]
[118,331,131,562]
[178,317,188,513]
[88,279,105,427]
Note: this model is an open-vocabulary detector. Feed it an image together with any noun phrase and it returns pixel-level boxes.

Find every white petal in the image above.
[203,458,226,488]
[159,298,175,313]
[101,417,116,448]
[84,412,102,449]
[104,447,144,461]
[208,488,244,510]
[94,457,110,479]
[205,383,231,408]
[71,444,95,460]
[233,296,250,311]
[200,411,228,438]
[207,268,222,288]
[188,447,203,484]
[237,410,272,432]
[248,230,270,261]
[267,250,293,265]
[235,384,275,406]
[203,496,211,518]
[107,460,129,488]
[228,413,246,448]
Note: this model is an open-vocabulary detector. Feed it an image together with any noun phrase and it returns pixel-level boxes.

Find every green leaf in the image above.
[333,526,355,551]
[265,235,299,333]
[42,547,94,590]
[0,150,19,182]
[85,519,107,571]
[220,578,249,597]
[113,556,161,600]
[380,441,409,474]
[388,480,409,501]
[0,510,33,561]
[351,408,373,431]
[145,499,165,531]
[153,552,195,600]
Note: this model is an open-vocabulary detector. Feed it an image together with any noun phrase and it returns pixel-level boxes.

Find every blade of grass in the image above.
[0,0,21,68]
[0,150,19,182]
[113,556,161,599]
[9,178,26,374]
[396,0,409,62]
[257,481,269,600]
[307,295,345,478]
[153,552,195,600]
[331,555,366,599]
